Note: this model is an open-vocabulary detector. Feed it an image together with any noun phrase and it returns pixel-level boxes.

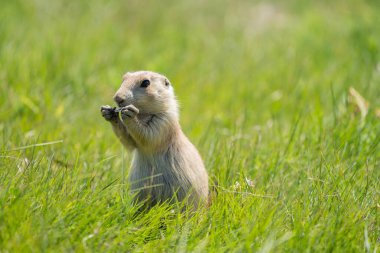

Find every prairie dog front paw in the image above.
[120,105,139,120]
[101,105,117,122]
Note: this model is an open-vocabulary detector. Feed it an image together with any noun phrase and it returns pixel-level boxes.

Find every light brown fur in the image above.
[101,71,208,209]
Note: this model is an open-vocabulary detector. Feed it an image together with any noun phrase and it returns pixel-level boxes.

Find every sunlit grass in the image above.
[0,0,379,252]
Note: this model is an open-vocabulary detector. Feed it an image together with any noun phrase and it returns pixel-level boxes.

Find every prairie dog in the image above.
[100,71,208,209]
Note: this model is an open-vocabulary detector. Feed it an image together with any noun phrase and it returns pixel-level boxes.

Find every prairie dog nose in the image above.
[113,94,125,105]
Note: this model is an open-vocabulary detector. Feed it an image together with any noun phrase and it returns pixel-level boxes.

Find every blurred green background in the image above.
[0,0,379,252]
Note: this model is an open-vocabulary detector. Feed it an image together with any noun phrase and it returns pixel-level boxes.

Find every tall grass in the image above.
[1,0,379,251]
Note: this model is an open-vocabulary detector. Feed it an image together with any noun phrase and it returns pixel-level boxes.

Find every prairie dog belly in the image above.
[129,136,208,207]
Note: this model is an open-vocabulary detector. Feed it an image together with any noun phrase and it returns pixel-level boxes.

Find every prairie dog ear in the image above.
[164,78,171,87]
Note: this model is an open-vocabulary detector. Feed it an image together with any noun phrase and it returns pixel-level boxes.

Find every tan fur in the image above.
[101,71,208,209]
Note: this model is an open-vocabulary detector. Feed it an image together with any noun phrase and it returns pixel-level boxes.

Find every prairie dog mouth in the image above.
[116,101,128,108]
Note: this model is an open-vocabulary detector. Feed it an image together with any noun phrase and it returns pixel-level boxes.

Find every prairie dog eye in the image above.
[140,79,150,88]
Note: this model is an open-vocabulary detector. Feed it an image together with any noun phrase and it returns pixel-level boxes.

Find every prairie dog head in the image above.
[113,71,178,118]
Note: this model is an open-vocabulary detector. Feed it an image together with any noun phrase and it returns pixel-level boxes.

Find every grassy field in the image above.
[1,0,379,252]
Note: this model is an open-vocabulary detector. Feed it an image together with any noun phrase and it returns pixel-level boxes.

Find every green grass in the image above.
[1,0,379,252]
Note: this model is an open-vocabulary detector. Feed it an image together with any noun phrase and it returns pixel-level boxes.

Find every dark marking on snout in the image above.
[113,94,125,106]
